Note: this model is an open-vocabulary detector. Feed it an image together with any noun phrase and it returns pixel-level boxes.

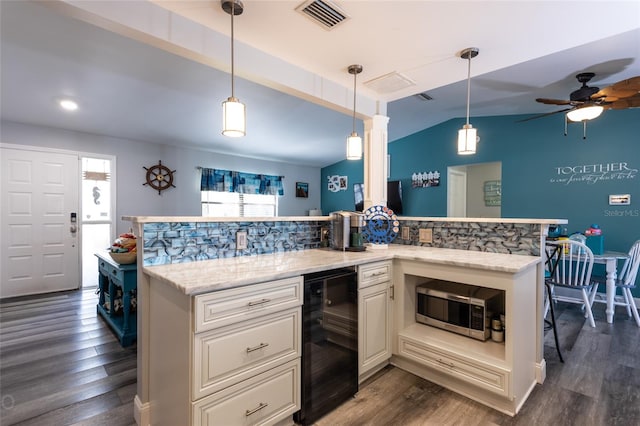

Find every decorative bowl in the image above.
[109,251,137,265]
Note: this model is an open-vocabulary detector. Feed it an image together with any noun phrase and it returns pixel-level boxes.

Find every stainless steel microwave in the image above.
[416,280,503,341]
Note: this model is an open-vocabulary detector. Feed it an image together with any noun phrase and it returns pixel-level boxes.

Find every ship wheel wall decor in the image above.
[143,160,176,195]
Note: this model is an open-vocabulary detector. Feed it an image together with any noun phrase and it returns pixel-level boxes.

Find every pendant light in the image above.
[457,47,479,155]
[346,64,363,160]
[221,0,245,137]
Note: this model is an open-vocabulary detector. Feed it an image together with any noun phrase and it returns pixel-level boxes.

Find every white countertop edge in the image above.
[143,246,541,296]
[123,215,329,223]
[124,215,567,225]
[397,217,568,225]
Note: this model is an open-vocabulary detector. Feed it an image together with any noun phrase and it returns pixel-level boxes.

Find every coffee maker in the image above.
[330,211,366,251]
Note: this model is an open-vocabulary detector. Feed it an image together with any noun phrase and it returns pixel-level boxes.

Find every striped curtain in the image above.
[200,168,284,196]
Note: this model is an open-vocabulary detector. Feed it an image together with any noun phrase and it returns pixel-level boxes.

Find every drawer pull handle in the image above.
[437,358,454,369]
[247,298,271,307]
[246,342,269,353]
[245,402,268,416]
[372,271,387,276]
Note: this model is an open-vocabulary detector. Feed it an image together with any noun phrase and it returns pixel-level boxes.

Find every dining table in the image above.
[593,251,630,323]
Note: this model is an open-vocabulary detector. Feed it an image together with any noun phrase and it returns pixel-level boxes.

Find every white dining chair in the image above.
[546,239,597,327]
[592,240,640,327]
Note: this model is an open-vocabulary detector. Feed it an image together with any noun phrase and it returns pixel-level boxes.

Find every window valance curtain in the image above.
[200,168,284,196]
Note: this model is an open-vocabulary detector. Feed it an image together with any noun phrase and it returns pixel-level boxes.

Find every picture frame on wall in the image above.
[296,182,309,198]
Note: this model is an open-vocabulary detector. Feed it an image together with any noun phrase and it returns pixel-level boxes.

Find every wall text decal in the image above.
[550,162,637,185]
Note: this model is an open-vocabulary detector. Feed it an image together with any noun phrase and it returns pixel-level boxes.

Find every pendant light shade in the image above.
[457,124,477,155]
[222,97,245,137]
[566,105,604,122]
[347,132,362,160]
[346,64,363,160]
[457,47,479,155]
[221,0,245,138]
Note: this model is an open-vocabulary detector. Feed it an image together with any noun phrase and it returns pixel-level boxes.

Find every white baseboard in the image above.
[134,395,151,426]
[535,359,546,384]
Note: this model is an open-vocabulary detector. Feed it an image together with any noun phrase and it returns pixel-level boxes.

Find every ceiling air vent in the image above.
[364,71,416,94]
[296,0,350,30]
[415,92,434,101]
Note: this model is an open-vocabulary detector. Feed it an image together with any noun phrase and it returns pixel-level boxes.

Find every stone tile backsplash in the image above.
[142,218,541,266]
[393,220,541,256]
[143,220,325,266]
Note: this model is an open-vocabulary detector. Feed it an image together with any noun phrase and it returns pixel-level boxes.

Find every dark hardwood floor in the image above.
[1,289,638,426]
[0,288,137,426]
[318,301,640,426]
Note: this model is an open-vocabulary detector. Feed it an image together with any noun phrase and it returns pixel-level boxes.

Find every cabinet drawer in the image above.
[398,335,510,397]
[358,261,391,289]
[193,308,300,399]
[98,260,124,284]
[195,276,302,332]
[192,359,300,426]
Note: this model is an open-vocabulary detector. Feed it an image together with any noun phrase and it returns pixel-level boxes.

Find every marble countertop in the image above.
[143,245,540,296]
[124,215,566,225]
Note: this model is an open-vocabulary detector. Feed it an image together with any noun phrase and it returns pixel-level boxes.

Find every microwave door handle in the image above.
[445,294,469,303]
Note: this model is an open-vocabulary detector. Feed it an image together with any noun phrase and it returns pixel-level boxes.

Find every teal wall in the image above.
[321,109,640,291]
[321,157,364,214]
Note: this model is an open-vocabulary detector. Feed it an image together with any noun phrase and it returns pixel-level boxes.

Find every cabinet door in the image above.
[358,281,391,378]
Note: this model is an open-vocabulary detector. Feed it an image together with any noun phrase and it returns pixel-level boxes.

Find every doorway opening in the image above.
[447,162,501,218]
[81,156,115,289]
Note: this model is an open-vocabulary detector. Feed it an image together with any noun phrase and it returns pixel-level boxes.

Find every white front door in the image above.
[1,147,80,298]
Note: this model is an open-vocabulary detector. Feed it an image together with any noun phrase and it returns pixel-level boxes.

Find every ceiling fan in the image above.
[520,72,640,138]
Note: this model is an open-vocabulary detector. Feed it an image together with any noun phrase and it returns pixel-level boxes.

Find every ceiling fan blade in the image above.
[604,93,640,110]
[535,98,572,105]
[517,107,573,123]
[591,76,640,102]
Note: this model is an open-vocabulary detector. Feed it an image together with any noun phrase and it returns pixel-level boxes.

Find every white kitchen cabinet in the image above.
[358,261,392,381]
[148,276,302,426]
[391,259,538,416]
[192,359,300,426]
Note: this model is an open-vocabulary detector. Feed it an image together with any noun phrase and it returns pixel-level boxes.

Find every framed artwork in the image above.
[327,175,348,192]
[296,182,309,198]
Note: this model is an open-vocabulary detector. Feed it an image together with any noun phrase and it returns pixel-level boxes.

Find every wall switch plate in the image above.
[419,228,433,243]
[236,230,247,250]
[402,227,410,240]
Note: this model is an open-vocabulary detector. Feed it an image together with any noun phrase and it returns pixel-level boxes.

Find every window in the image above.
[201,191,278,217]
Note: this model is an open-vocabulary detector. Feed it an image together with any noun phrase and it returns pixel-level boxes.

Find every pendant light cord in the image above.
[465,54,471,126]
[352,71,357,133]
[230,1,236,99]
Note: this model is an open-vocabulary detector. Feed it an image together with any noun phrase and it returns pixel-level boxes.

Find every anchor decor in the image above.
[143,160,176,195]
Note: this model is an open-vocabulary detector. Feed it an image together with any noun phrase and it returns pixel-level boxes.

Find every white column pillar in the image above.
[363,114,390,210]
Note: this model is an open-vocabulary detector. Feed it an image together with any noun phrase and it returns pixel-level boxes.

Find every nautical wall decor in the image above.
[412,171,440,188]
[143,160,176,195]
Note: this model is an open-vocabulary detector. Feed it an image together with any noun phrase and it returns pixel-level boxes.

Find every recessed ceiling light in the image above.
[59,99,78,111]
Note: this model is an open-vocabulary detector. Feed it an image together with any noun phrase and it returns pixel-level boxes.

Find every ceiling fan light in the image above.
[566,105,604,122]
[346,132,362,160]
[457,124,477,155]
[222,97,246,137]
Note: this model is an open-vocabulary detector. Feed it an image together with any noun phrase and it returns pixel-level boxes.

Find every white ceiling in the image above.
[1,1,639,167]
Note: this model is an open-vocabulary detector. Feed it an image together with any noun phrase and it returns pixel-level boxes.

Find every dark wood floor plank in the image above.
[0,368,136,424]
[1,289,136,426]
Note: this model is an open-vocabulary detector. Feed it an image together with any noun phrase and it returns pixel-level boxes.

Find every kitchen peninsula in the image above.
[127,216,563,426]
